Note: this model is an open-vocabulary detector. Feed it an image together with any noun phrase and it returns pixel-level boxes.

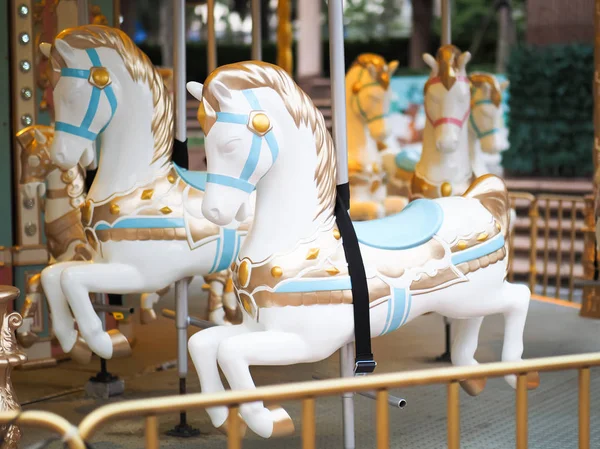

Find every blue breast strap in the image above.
[207,89,280,193]
[55,48,118,141]
[470,99,499,139]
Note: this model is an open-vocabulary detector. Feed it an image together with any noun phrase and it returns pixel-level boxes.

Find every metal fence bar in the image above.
[302,398,316,449]
[556,199,564,295]
[529,198,539,292]
[228,405,242,449]
[447,381,460,449]
[0,411,84,449]
[542,199,551,296]
[579,368,590,449]
[376,390,389,449]
[145,415,159,449]
[569,204,578,301]
[516,374,528,449]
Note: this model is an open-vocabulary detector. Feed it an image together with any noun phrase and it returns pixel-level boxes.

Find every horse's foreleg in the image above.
[451,316,485,396]
[203,272,228,325]
[140,285,171,325]
[60,263,143,359]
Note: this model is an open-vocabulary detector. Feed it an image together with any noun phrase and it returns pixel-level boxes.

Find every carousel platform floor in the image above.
[14,281,600,449]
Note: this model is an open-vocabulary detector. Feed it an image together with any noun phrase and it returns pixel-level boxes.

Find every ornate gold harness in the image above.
[410,171,476,199]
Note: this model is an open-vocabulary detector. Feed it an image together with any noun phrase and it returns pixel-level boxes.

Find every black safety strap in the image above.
[334,182,376,375]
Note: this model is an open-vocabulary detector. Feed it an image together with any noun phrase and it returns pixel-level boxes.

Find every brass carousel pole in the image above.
[207,0,217,73]
[251,0,262,61]
[0,286,28,448]
[277,0,293,75]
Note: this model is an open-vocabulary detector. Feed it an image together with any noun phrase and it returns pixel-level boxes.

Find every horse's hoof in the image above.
[70,335,93,365]
[526,371,540,390]
[17,331,39,348]
[217,412,247,438]
[460,378,487,397]
[140,307,157,325]
[267,405,295,437]
[108,329,132,358]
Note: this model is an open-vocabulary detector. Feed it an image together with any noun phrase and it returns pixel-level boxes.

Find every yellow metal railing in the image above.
[8,353,596,449]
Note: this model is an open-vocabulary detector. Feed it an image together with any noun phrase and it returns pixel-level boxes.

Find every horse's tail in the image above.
[462,175,511,274]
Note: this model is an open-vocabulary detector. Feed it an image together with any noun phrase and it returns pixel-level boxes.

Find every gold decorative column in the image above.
[277,0,293,75]
[0,286,27,448]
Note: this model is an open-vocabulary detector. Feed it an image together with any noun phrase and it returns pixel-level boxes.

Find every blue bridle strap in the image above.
[55,48,118,141]
[208,89,280,192]
[470,99,499,139]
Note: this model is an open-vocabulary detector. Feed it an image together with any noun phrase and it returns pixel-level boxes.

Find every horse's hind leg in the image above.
[451,316,486,396]
[500,282,539,390]
[140,285,171,324]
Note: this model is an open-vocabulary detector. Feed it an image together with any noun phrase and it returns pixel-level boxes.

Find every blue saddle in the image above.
[394,148,420,172]
[353,199,443,250]
[174,164,207,191]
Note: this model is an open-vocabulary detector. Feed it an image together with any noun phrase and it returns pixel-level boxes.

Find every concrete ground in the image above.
[14,282,600,449]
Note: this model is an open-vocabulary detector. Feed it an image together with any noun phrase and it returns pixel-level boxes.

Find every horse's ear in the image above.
[422,53,438,73]
[458,51,472,72]
[388,60,399,76]
[54,39,75,63]
[210,80,233,106]
[186,81,204,101]
[500,80,509,92]
[39,42,52,58]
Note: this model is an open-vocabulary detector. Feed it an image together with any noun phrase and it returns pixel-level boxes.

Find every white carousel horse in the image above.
[345,53,406,220]
[185,60,539,439]
[38,25,251,361]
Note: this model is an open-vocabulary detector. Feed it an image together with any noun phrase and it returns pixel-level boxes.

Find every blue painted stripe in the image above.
[80,87,101,130]
[240,134,262,181]
[469,114,498,139]
[95,217,185,231]
[474,99,494,106]
[264,131,279,162]
[275,276,352,293]
[381,288,412,335]
[207,173,255,193]
[105,85,118,115]
[243,89,262,110]
[215,229,237,272]
[381,295,394,336]
[61,68,89,79]
[86,48,102,66]
[452,234,505,266]
[55,122,98,141]
[216,112,248,125]
[210,235,222,273]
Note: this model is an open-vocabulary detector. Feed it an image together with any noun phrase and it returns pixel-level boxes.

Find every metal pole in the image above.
[340,343,355,449]
[251,0,262,61]
[77,0,89,26]
[207,0,217,73]
[328,0,348,186]
[174,0,186,142]
[441,0,451,45]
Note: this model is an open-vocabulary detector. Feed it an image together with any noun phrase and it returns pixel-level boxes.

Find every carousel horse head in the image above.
[469,73,509,153]
[187,61,333,227]
[423,45,472,153]
[347,53,398,143]
[16,125,56,201]
[40,25,172,171]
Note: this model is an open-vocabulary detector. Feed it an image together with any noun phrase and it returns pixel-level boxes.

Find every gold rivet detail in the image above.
[160,206,172,215]
[89,67,110,88]
[81,200,92,225]
[333,229,341,240]
[352,83,362,94]
[441,182,452,197]
[457,240,467,250]
[141,189,154,200]
[238,260,250,287]
[326,267,340,276]
[252,113,270,133]
[167,174,176,184]
[109,203,120,215]
[201,283,210,290]
[306,248,320,260]
[271,266,283,278]
[496,222,501,231]
[477,233,488,242]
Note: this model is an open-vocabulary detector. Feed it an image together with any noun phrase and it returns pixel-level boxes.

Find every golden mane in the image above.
[52,25,173,167]
[469,72,502,107]
[350,53,394,89]
[424,44,463,93]
[201,61,336,221]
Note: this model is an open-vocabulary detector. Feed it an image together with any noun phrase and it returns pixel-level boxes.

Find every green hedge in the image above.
[138,36,496,81]
[503,45,594,177]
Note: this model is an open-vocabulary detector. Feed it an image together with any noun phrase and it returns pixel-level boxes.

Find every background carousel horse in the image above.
[38,25,251,361]
[185,60,538,439]
[383,70,509,199]
[345,53,407,220]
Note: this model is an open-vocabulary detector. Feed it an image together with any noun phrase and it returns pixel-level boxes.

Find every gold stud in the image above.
[160,206,172,215]
[89,67,111,88]
[167,174,176,184]
[352,83,362,94]
[238,260,250,287]
[441,182,452,197]
[109,203,120,215]
[271,266,283,278]
[326,267,340,276]
[202,283,210,290]
[81,200,92,225]
[496,222,501,231]
[251,113,271,134]
[333,229,341,240]
[306,248,320,260]
[141,189,154,200]
[457,240,467,250]
[477,233,488,242]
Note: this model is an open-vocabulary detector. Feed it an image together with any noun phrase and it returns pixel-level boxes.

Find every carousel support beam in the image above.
[77,0,89,26]
[207,0,217,74]
[298,0,322,79]
[251,0,262,61]
[441,0,451,45]
[277,0,293,75]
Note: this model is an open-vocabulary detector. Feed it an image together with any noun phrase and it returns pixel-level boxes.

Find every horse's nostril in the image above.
[208,208,220,221]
